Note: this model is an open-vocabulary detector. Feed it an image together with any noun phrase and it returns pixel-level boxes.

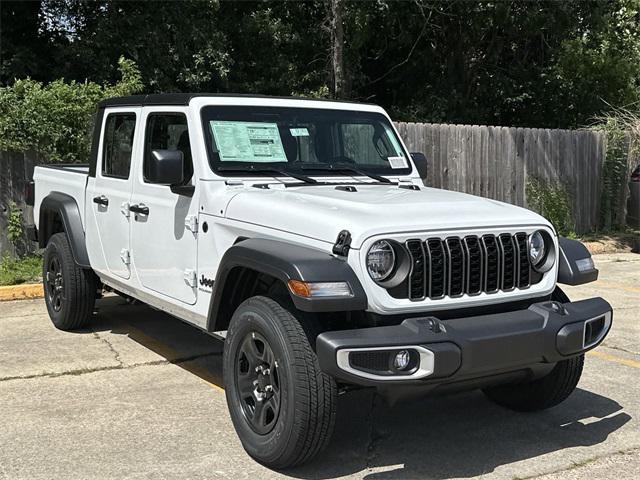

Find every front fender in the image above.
[207,238,367,330]
[557,237,598,285]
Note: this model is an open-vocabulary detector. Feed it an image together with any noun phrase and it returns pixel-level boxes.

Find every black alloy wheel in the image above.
[45,254,65,312]
[235,331,281,435]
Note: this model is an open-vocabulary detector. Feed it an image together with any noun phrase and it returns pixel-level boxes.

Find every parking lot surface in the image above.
[1,253,638,480]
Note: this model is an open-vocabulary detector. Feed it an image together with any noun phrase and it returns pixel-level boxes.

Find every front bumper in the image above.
[316,297,612,387]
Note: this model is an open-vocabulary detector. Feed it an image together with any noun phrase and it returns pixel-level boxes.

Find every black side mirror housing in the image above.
[148,149,184,185]
[410,152,428,180]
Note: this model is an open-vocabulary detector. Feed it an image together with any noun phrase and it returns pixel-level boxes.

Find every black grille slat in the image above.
[464,236,483,295]
[426,238,446,298]
[482,235,500,293]
[515,232,530,288]
[406,240,427,300]
[445,238,465,297]
[499,233,517,291]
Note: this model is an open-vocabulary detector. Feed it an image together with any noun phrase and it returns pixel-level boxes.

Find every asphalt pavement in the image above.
[1,253,638,479]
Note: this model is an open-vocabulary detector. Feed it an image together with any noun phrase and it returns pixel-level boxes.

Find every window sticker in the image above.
[210,121,287,162]
[290,127,309,137]
[388,156,408,169]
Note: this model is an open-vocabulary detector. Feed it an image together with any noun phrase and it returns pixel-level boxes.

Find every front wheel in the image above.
[223,296,337,468]
[483,354,585,412]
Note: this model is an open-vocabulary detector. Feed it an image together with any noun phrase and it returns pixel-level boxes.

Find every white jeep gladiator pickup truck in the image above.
[29,94,612,468]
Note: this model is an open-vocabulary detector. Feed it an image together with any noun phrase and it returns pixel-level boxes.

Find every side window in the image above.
[144,113,193,184]
[102,113,136,179]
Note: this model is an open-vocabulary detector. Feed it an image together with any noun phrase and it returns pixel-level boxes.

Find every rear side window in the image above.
[144,113,193,184]
[102,113,136,179]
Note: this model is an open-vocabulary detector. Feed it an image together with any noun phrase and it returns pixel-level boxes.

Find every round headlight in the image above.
[367,240,396,281]
[528,231,546,267]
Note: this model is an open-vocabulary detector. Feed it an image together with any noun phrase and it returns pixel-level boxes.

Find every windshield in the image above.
[201,106,412,177]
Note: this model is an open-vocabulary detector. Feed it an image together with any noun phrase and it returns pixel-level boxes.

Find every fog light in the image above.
[393,350,411,370]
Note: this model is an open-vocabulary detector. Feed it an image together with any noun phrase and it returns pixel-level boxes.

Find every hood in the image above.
[223,183,551,248]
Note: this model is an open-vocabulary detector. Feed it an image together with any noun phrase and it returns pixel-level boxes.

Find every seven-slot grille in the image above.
[404,233,532,301]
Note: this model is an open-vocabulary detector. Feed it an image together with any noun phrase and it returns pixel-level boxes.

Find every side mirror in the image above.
[410,152,428,180]
[148,149,184,185]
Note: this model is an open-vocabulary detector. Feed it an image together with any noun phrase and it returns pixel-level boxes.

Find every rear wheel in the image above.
[43,233,96,330]
[223,296,337,468]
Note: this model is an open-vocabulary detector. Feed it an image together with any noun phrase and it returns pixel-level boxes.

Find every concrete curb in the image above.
[0,283,43,302]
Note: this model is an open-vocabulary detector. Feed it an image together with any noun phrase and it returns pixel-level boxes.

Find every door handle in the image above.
[129,204,149,216]
[93,195,109,206]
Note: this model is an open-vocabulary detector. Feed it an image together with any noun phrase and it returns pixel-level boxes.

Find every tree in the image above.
[0,1,52,84]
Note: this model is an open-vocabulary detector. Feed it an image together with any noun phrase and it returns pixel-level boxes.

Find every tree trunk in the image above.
[330,0,346,99]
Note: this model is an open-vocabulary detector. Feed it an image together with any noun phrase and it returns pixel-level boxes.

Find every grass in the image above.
[0,254,42,286]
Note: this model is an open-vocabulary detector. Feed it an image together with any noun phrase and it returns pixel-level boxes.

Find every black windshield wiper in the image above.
[217,165,317,184]
[300,163,392,184]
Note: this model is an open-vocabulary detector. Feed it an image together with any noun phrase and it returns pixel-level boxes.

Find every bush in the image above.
[0,57,142,163]
[594,111,639,231]
[526,178,576,237]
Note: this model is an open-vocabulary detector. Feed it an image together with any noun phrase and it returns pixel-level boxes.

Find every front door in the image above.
[89,109,140,280]
[130,109,198,304]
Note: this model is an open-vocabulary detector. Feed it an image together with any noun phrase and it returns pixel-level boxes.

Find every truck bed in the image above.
[33,164,89,230]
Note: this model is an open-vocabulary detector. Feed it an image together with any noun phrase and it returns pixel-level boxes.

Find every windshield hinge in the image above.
[184,269,197,287]
[333,230,352,257]
[120,249,131,265]
[185,215,198,233]
[121,202,130,218]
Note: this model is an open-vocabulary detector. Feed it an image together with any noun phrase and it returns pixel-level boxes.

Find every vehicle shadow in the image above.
[86,296,630,479]
[87,295,225,387]
[291,383,630,479]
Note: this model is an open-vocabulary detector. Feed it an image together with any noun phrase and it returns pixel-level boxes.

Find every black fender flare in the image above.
[39,192,91,268]
[207,238,367,331]
[557,237,598,285]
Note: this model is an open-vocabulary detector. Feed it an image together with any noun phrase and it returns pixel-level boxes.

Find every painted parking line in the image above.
[588,349,640,369]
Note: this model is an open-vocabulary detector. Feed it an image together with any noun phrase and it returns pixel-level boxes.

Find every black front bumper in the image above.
[316,297,612,388]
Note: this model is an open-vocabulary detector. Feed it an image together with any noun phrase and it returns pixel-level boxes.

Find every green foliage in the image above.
[3,1,639,129]
[0,57,142,162]
[547,0,640,128]
[0,254,42,286]
[6,202,24,247]
[526,178,576,237]
[594,110,639,230]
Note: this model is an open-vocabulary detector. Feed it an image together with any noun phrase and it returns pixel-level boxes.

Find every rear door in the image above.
[88,108,140,280]
[130,108,198,304]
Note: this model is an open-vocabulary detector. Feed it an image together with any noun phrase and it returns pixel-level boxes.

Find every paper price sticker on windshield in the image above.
[210,121,287,163]
[290,128,309,137]
[387,156,408,169]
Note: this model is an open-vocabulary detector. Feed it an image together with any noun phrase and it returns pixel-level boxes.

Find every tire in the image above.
[43,232,96,330]
[223,296,337,469]
[483,354,584,412]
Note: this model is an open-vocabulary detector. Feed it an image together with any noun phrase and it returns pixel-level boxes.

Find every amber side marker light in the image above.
[287,280,353,298]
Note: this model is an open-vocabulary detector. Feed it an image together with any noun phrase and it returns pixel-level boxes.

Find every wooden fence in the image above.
[0,151,38,256]
[395,123,606,234]
[0,123,611,256]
